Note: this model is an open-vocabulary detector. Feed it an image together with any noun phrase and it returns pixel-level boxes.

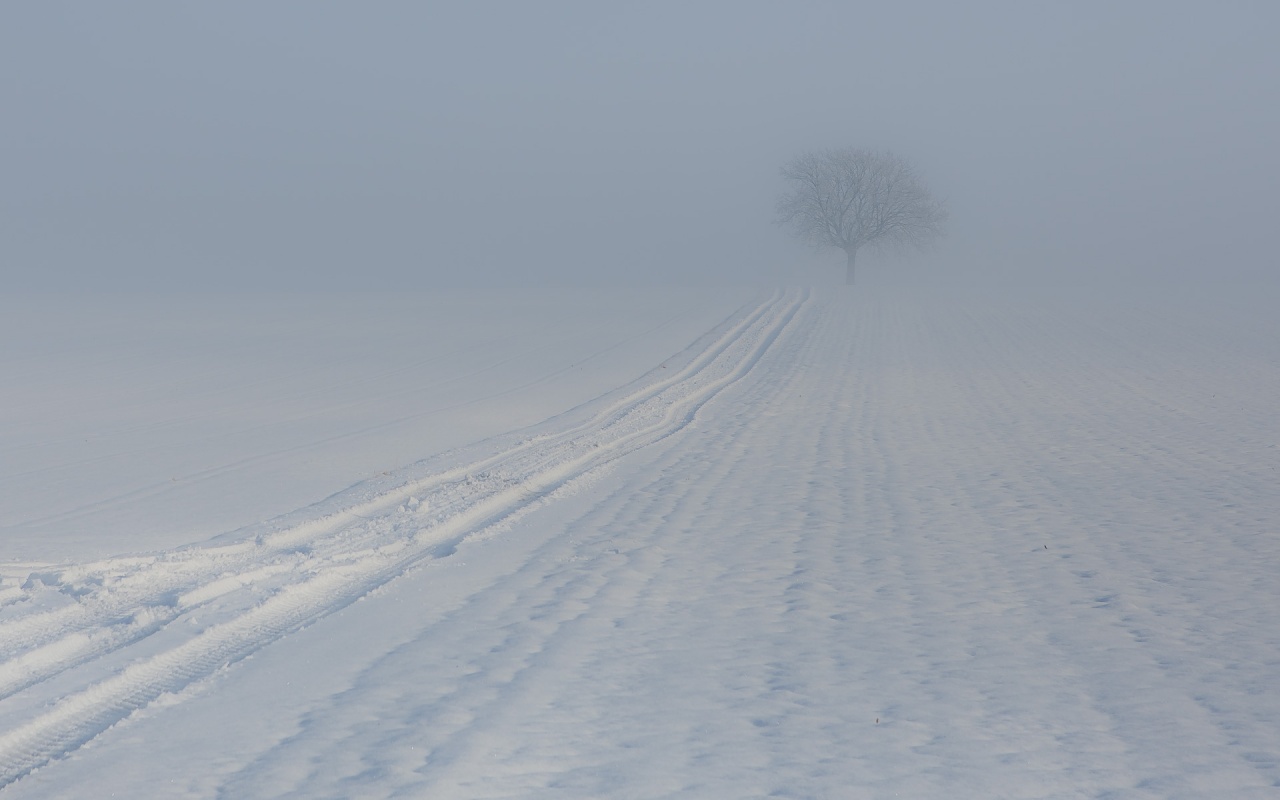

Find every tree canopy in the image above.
[777,148,946,284]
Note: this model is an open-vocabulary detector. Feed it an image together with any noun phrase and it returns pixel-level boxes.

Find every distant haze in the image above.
[3,2,1277,290]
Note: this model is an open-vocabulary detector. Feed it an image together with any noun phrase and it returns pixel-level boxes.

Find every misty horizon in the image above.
[3,2,1276,291]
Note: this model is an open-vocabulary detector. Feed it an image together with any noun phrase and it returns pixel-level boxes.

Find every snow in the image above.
[2,286,1279,797]
[0,289,750,561]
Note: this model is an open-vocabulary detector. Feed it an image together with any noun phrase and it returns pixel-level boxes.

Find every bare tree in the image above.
[777,148,946,285]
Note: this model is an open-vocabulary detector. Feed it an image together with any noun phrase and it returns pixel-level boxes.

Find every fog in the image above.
[3,2,1276,291]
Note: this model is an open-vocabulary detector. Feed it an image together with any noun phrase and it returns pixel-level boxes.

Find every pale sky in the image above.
[3,1,1276,290]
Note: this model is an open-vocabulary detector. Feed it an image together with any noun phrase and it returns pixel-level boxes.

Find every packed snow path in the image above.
[4,288,1280,797]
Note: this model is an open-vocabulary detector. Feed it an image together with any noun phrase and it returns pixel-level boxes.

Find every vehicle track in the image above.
[0,288,809,788]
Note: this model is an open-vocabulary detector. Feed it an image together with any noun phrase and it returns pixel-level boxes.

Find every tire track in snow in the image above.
[213,285,825,797]
[0,290,787,684]
[0,289,808,789]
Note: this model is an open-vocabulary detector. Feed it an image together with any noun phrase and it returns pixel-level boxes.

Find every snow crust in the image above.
[2,287,1279,797]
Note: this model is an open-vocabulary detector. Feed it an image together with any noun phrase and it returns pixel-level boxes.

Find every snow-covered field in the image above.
[2,286,1279,797]
[0,289,750,561]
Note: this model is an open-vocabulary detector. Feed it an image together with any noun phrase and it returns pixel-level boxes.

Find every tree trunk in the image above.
[845,248,857,285]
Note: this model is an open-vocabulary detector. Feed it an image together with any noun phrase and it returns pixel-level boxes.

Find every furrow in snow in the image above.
[0,289,808,788]
[0,289,786,667]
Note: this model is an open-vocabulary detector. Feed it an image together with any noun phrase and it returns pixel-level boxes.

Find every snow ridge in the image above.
[0,288,809,788]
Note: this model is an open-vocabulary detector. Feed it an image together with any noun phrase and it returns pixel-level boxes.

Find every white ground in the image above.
[0,289,750,561]
[2,286,1279,798]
